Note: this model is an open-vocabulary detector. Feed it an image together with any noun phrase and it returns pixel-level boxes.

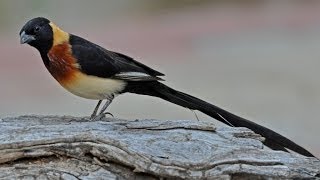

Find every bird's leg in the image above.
[94,95,115,120]
[98,97,114,115]
[90,100,102,119]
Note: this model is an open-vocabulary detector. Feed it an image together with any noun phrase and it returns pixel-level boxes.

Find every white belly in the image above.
[62,72,127,100]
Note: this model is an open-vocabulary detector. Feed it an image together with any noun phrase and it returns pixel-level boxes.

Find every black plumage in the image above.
[70,35,164,80]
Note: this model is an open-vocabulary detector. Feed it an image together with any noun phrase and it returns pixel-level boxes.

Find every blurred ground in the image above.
[0,1,319,156]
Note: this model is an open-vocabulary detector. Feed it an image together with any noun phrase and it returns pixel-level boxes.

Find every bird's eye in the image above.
[34,26,41,33]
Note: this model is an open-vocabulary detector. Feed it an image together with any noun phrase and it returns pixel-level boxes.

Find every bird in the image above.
[19,17,315,157]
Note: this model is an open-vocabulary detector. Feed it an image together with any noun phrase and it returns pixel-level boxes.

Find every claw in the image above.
[90,114,96,120]
[104,112,114,117]
[92,113,105,121]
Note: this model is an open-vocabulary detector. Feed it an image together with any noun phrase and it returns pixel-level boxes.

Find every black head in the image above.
[19,17,53,53]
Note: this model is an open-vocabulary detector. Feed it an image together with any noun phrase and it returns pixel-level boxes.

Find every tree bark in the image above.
[0,115,319,179]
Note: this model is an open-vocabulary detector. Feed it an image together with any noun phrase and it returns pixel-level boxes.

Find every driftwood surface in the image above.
[0,115,319,179]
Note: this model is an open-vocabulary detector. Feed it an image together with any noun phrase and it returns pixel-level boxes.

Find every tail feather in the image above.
[125,81,315,157]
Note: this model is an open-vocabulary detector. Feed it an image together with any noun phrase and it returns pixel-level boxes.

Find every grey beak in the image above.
[20,31,35,44]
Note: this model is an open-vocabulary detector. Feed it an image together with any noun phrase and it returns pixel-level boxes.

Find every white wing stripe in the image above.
[113,72,163,81]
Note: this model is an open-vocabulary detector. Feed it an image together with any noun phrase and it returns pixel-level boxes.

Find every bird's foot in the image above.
[90,113,97,120]
[90,112,114,121]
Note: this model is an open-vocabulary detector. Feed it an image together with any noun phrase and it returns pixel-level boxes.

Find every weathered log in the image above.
[0,115,319,179]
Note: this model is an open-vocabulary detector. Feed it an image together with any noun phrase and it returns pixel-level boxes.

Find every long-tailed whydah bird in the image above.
[19,17,315,157]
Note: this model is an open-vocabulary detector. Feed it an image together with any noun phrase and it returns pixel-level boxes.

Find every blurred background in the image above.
[0,0,319,156]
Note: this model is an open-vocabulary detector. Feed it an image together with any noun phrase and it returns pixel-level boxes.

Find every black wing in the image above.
[69,35,164,81]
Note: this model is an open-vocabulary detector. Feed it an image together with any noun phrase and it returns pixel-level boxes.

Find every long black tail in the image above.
[125,81,315,157]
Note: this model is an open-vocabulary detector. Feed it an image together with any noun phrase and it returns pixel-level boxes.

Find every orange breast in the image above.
[47,42,78,86]
[47,42,126,100]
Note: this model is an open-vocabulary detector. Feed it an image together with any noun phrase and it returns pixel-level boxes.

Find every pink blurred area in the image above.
[1,1,319,156]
